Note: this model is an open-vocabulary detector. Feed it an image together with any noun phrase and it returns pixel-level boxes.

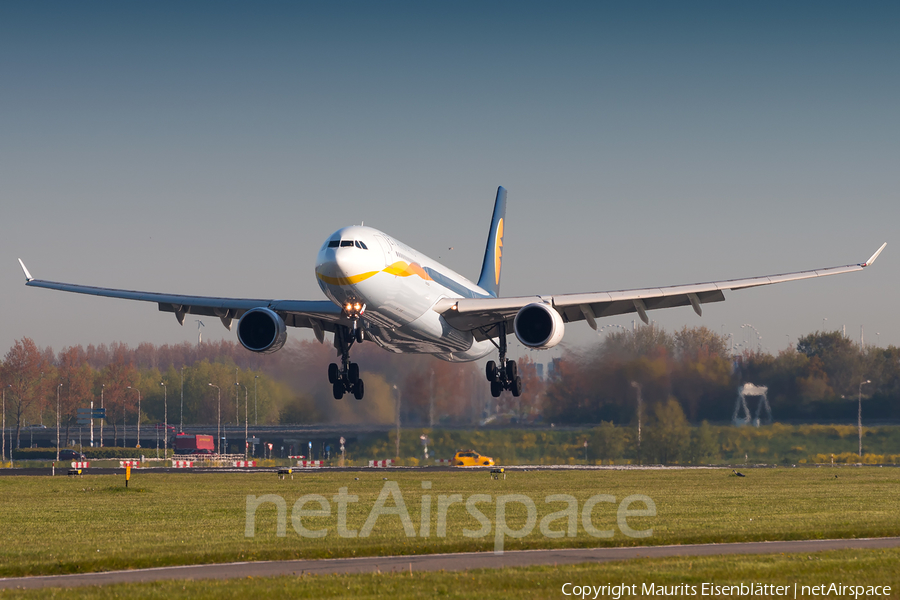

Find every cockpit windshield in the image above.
[328,239,369,250]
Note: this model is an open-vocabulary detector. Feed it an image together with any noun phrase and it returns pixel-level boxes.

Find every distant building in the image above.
[548,357,562,380]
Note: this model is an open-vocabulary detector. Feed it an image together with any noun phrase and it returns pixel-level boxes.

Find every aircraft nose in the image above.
[317,244,384,286]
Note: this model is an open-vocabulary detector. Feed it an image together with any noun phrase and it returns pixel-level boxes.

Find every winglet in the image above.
[17,258,34,282]
[862,242,887,267]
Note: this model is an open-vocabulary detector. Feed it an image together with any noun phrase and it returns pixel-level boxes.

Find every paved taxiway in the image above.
[2,537,899,590]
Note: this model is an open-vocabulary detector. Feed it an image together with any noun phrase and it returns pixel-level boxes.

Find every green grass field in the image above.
[1,549,899,599]
[1,467,898,580]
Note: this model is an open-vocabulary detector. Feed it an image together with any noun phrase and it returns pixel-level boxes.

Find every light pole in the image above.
[858,380,870,459]
[392,384,401,461]
[209,384,221,455]
[126,386,141,448]
[254,375,258,425]
[429,369,435,428]
[631,381,642,464]
[100,384,104,447]
[160,382,167,458]
[56,383,63,462]
[179,366,184,433]
[236,383,248,459]
[2,384,10,464]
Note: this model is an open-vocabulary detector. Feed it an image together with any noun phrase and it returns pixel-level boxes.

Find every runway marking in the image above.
[2,537,899,590]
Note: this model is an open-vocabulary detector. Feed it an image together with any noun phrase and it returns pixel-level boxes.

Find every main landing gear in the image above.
[329,305,366,400]
[485,321,522,398]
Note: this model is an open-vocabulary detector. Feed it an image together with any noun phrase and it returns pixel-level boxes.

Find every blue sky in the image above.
[2,1,898,357]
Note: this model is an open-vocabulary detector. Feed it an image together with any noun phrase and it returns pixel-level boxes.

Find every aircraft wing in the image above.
[17,259,344,335]
[436,243,887,341]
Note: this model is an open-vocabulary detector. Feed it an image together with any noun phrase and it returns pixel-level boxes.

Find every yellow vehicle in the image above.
[453,450,495,467]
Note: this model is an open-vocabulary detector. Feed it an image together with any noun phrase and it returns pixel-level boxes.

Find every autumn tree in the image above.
[602,324,675,361]
[57,346,95,446]
[796,331,863,397]
[671,327,735,421]
[98,347,138,447]
[2,338,51,448]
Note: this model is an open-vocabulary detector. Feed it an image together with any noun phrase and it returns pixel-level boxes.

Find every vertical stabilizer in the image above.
[477,186,507,297]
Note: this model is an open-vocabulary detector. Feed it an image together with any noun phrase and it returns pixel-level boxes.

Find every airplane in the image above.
[18,187,886,401]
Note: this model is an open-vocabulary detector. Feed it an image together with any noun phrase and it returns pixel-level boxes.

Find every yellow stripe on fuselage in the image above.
[316,261,433,287]
[315,270,380,286]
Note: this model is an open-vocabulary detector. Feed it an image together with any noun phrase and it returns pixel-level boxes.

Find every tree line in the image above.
[543,325,900,426]
[0,337,506,449]
[0,339,299,449]
[3,324,898,452]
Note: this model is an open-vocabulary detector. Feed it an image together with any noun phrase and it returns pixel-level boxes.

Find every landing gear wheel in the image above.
[332,381,345,400]
[355,327,364,344]
[490,380,502,398]
[348,363,360,384]
[505,360,517,380]
[328,363,340,384]
[353,379,365,400]
[486,360,497,382]
[511,375,523,397]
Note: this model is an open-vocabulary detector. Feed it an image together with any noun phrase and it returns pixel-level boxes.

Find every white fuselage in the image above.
[314,226,494,362]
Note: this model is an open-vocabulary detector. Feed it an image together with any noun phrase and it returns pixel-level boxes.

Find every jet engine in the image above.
[513,302,565,349]
[237,307,287,354]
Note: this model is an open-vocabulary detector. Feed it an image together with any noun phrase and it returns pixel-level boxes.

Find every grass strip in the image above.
[1,467,898,577]
[2,548,899,599]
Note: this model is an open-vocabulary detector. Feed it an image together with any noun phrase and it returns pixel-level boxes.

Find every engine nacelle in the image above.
[513,302,565,349]
[237,307,287,354]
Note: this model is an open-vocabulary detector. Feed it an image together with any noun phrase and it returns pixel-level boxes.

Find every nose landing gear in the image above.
[329,304,367,400]
[485,321,522,398]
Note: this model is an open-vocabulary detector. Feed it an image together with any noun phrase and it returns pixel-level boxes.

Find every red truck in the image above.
[173,434,216,455]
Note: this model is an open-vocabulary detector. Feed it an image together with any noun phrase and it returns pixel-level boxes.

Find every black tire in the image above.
[353,378,365,400]
[486,360,497,382]
[506,359,518,380]
[511,375,523,397]
[355,327,364,344]
[332,381,344,400]
[490,380,502,397]
[348,362,360,384]
[328,363,339,384]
